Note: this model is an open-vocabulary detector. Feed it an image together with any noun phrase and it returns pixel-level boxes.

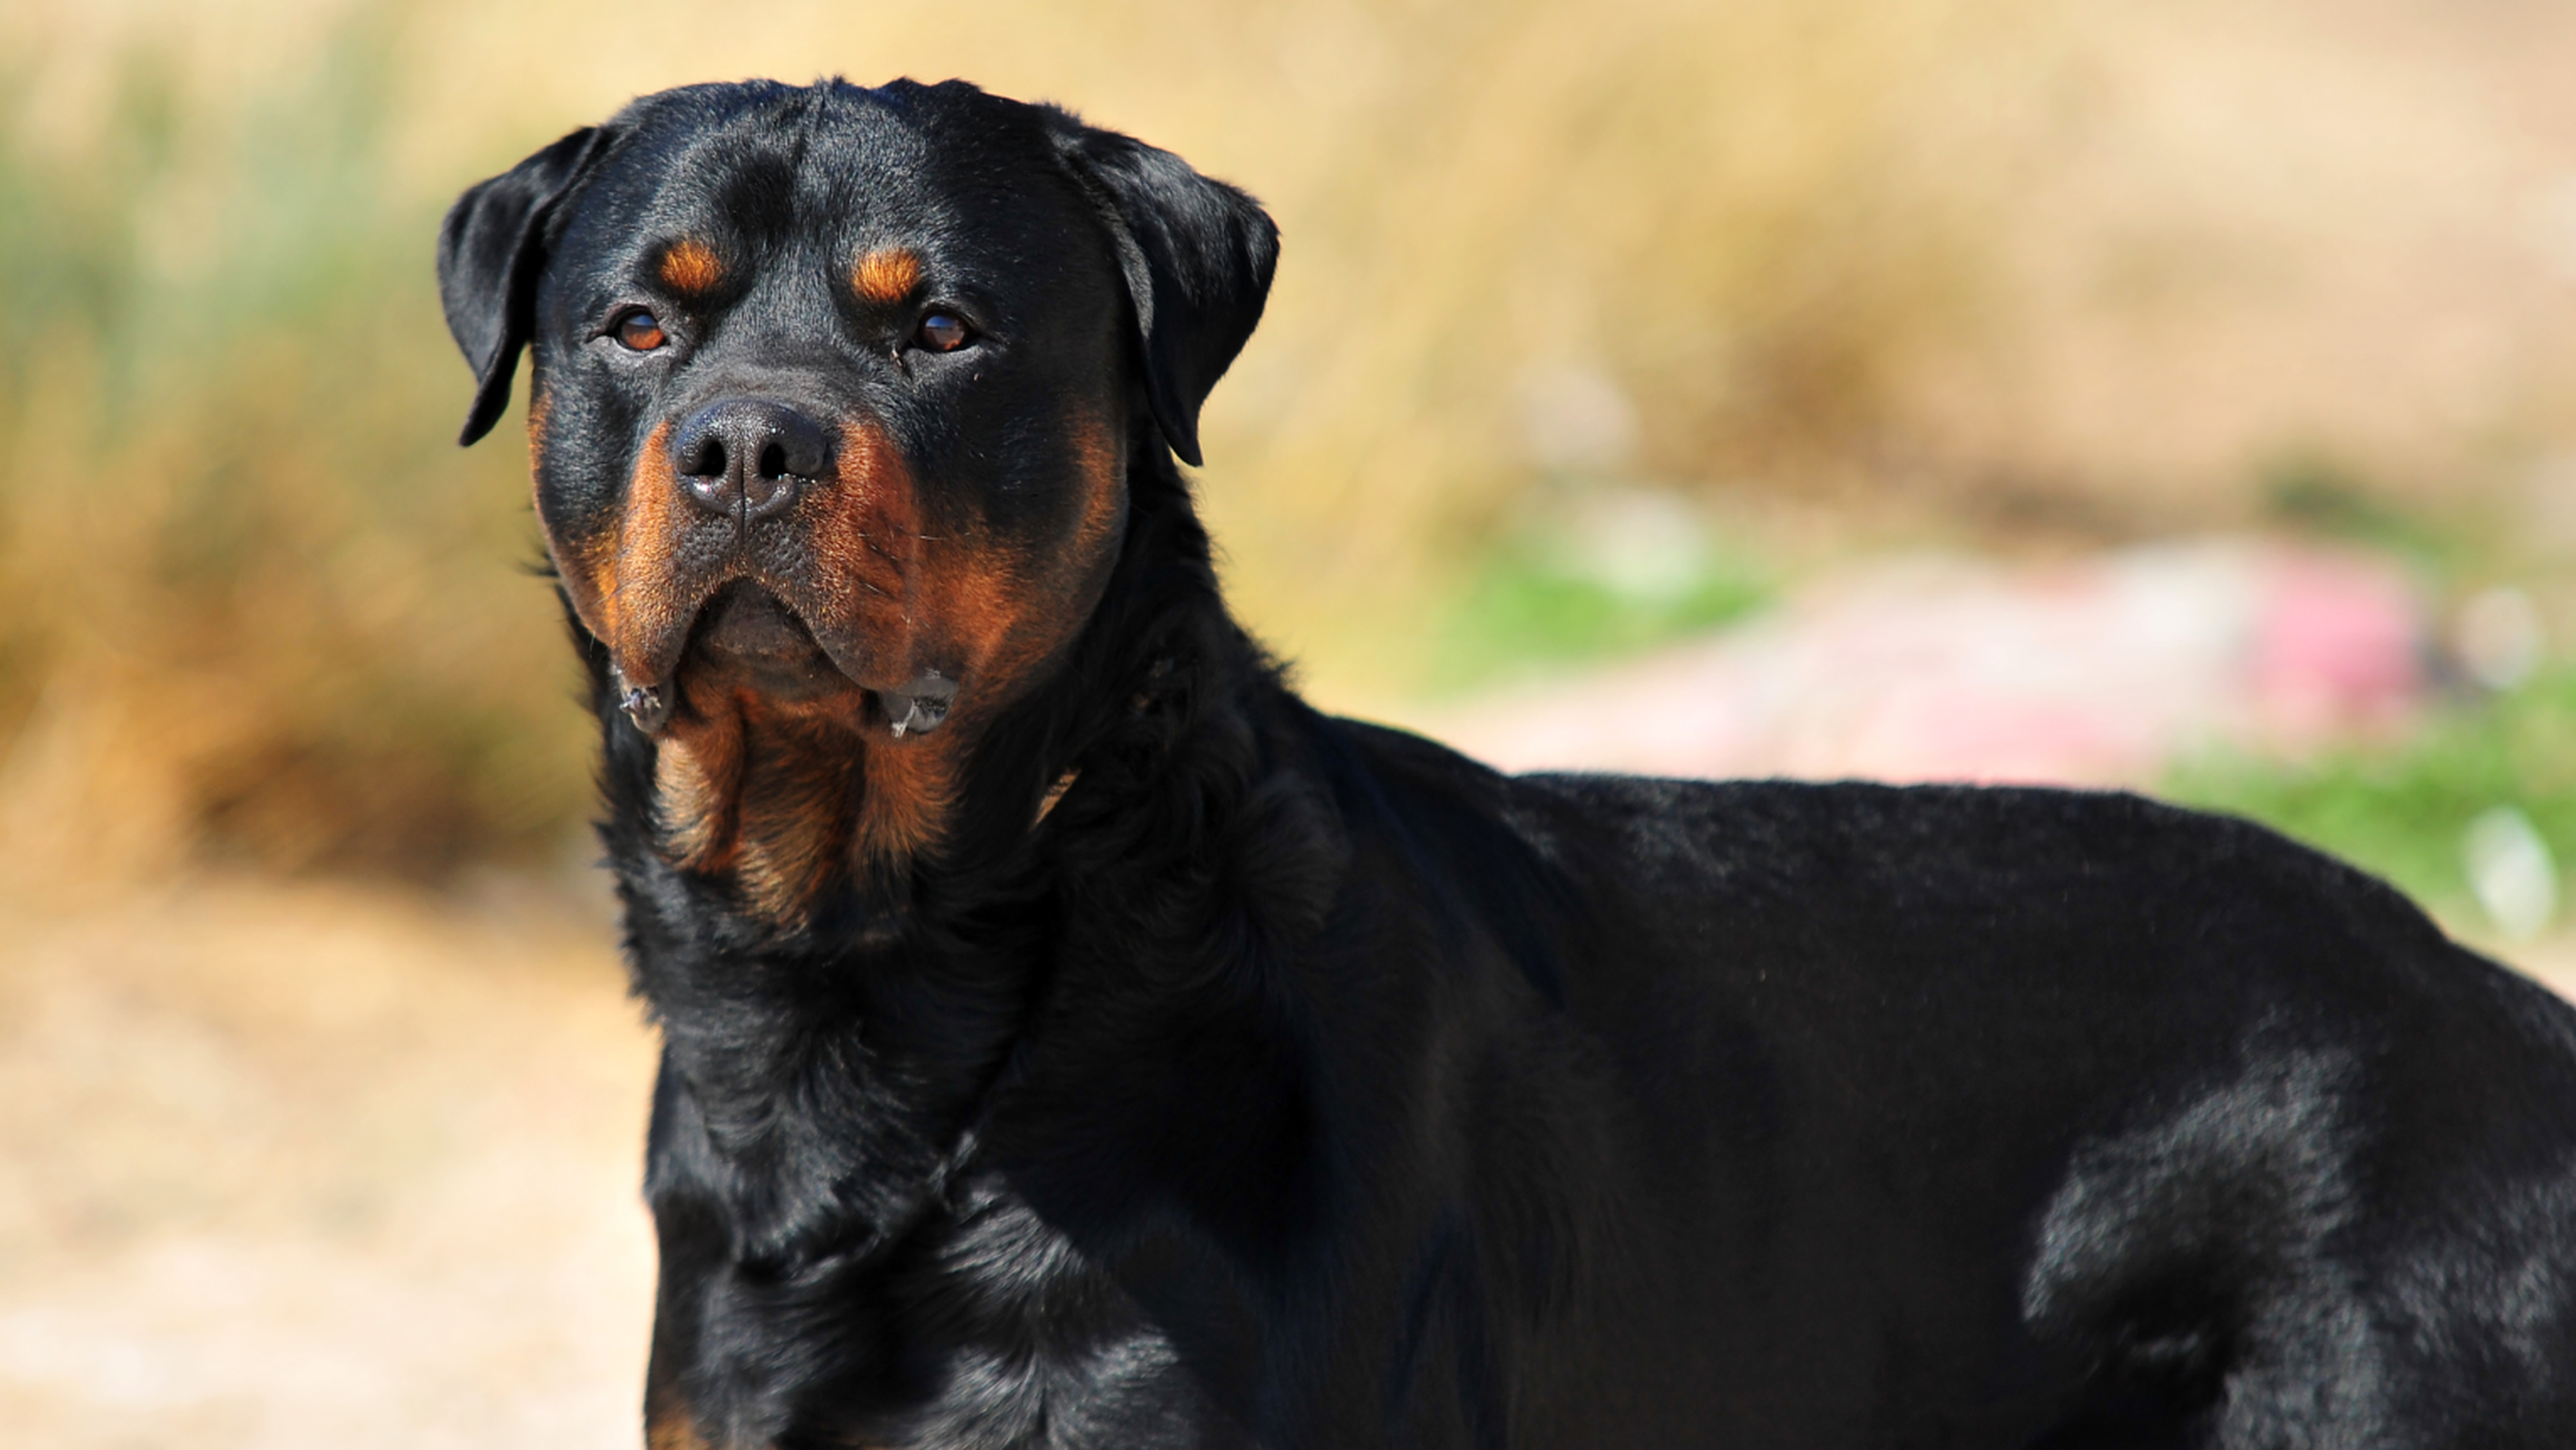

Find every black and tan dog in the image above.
[439,79,2576,1449]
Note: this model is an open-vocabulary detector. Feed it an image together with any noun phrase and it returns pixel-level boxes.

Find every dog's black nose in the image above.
[669,399,830,519]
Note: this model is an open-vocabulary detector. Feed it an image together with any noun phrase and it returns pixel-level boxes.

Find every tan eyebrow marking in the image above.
[657,239,724,295]
[852,247,922,305]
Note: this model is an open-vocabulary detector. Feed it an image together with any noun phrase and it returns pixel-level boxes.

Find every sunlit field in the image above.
[1,0,2571,883]
[5,1,2576,1443]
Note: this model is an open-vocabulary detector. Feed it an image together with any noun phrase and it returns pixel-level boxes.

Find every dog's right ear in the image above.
[1047,116,1279,469]
[437,125,617,447]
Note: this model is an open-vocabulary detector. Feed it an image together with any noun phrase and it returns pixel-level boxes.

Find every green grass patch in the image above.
[2163,670,2576,928]
[1425,539,1773,694]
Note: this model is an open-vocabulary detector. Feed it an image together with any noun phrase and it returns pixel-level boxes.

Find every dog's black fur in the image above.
[440,79,2576,1449]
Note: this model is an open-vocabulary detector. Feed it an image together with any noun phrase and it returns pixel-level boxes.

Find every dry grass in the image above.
[0,0,2571,872]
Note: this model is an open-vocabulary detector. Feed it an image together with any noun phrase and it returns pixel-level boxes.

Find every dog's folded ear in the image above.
[437,125,619,447]
[1051,118,1279,468]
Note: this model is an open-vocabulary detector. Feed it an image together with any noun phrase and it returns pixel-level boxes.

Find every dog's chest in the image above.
[849,1184,1250,1450]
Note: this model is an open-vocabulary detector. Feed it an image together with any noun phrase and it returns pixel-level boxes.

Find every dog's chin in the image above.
[678,581,859,706]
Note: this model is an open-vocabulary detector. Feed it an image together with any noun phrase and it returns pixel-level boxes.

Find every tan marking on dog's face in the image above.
[934,405,1128,697]
[851,247,921,305]
[533,416,640,661]
[555,397,1126,921]
[796,409,1118,701]
[803,417,922,646]
[657,238,724,296]
[621,408,1118,912]
[605,421,696,681]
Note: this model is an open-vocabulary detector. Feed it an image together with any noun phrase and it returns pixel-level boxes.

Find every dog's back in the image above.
[1346,722,2576,1445]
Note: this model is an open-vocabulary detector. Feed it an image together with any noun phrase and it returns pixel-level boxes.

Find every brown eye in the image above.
[615,310,667,351]
[916,311,973,352]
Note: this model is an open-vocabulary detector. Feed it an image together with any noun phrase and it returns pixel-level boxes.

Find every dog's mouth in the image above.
[610,580,959,740]
[688,580,843,698]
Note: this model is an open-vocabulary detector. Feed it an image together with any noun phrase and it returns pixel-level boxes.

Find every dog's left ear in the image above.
[437,125,620,447]
[1051,119,1279,468]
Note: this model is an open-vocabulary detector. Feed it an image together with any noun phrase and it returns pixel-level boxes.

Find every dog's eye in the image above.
[915,311,974,353]
[614,310,667,352]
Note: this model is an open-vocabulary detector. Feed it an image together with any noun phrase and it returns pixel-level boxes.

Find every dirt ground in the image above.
[0,874,657,1450]
[3,870,2574,1449]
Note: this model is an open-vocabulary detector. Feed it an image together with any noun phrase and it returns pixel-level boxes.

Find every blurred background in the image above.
[5,0,2576,1443]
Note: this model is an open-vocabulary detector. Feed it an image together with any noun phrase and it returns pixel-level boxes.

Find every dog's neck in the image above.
[589,443,1285,1264]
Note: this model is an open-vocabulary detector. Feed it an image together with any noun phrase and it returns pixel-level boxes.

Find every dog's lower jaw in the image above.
[648,680,960,924]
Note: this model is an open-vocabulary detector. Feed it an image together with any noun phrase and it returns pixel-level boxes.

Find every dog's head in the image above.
[439,81,1275,902]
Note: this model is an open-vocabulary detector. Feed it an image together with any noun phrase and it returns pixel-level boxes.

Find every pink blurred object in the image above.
[1414,540,2428,787]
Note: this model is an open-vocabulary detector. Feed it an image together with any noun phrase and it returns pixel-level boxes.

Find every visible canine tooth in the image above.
[623,686,669,731]
[611,666,672,733]
[876,670,958,738]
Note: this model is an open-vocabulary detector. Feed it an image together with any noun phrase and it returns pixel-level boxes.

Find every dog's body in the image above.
[439,79,2576,1448]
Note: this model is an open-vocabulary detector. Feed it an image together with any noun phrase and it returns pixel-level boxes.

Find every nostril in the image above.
[777,423,828,480]
[758,441,789,479]
[680,436,729,479]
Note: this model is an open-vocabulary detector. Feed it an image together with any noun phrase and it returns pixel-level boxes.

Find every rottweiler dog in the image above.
[439,79,2576,1449]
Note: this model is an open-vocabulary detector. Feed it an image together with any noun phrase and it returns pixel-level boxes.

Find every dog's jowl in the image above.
[439,79,2576,1449]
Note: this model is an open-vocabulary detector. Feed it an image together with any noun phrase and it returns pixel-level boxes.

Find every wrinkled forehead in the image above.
[550,83,1100,308]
